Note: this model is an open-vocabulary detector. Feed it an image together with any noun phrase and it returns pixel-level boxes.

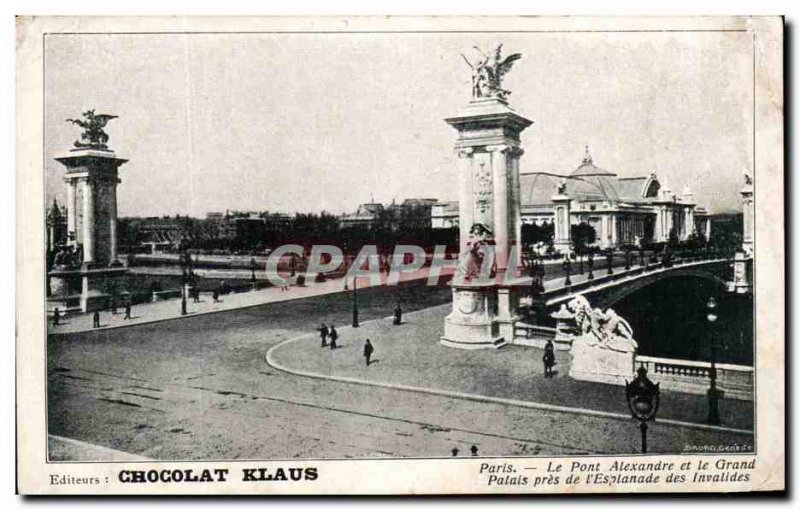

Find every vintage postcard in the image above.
[16,15,784,494]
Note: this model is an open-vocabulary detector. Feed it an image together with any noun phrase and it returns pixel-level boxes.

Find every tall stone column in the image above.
[457,147,475,254]
[53,112,129,312]
[442,87,532,349]
[510,147,525,253]
[610,213,618,247]
[108,180,118,264]
[705,217,712,241]
[81,178,94,265]
[552,189,572,254]
[488,145,510,272]
[66,179,77,246]
[741,175,754,256]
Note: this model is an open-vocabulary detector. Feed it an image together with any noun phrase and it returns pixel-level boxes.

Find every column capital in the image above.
[455,147,474,158]
[508,146,525,158]
[485,144,513,154]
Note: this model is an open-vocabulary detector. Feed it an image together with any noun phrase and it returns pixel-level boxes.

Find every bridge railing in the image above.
[512,322,564,349]
[634,355,753,401]
[544,257,730,307]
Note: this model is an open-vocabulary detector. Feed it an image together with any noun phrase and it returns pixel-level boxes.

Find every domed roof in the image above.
[564,148,620,201]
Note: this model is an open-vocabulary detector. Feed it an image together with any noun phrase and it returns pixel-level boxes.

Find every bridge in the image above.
[512,255,753,401]
[543,257,731,310]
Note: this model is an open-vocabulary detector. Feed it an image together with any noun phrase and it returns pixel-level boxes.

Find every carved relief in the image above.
[473,161,492,214]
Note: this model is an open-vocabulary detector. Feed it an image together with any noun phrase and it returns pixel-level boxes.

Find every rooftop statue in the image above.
[65,109,118,150]
[461,44,522,101]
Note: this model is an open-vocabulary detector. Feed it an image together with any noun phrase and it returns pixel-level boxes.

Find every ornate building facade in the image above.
[433,148,711,251]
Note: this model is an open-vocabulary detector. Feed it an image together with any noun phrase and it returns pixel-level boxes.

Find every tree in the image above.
[571,222,597,254]
[521,221,554,246]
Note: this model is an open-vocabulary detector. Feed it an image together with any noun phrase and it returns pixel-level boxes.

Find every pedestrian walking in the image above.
[193,288,200,303]
[124,301,132,320]
[393,303,402,325]
[92,310,100,329]
[363,339,374,366]
[319,323,329,348]
[329,326,338,349]
[52,308,60,326]
[543,338,556,378]
[212,289,219,303]
[470,445,479,457]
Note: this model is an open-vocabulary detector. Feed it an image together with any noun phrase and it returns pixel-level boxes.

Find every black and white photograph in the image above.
[15,14,784,495]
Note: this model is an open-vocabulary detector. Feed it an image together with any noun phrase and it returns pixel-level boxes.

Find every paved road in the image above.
[47,279,640,461]
[48,255,683,461]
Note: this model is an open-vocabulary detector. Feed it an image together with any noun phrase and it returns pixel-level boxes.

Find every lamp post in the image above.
[179,252,188,316]
[562,255,572,286]
[343,241,349,290]
[587,251,594,280]
[625,365,660,453]
[250,257,257,282]
[706,297,720,425]
[352,273,360,328]
[606,250,613,275]
[624,247,631,271]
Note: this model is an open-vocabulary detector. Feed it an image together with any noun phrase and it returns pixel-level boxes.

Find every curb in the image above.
[49,435,151,462]
[265,320,753,438]
[49,274,425,335]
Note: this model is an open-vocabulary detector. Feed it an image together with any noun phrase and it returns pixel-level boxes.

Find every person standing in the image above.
[319,323,329,348]
[124,301,132,320]
[212,289,219,303]
[92,310,100,329]
[193,288,200,303]
[393,303,402,325]
[543,338,555,378]
[363,339,374,366]
[329,326,338,349]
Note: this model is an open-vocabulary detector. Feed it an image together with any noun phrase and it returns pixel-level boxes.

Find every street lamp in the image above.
[587,251,594,280]
[706,297,720,425]
[606,249,613,275]
[179,260,188,316]
[624,247,631,271]
[562,255,572,286]
[352,273,360,328]
[625,365,660,453]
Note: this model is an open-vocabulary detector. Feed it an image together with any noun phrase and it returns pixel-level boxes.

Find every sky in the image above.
[44,30,753,217]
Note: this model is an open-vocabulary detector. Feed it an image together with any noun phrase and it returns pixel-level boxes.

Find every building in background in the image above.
[432,148,711,251]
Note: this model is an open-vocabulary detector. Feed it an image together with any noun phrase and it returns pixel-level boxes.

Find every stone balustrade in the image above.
[512,322,564,349]
[634,355,753,401]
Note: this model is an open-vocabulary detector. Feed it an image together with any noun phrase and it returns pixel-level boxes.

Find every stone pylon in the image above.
[441,96,533,349]
[49,138,129,312]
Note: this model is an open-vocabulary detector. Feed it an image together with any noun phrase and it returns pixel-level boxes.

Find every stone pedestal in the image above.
[442,283,505,349]
[551,304,576,345]
[569,334,636,386]
[732,251,752,294]
[48,265,128,313]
